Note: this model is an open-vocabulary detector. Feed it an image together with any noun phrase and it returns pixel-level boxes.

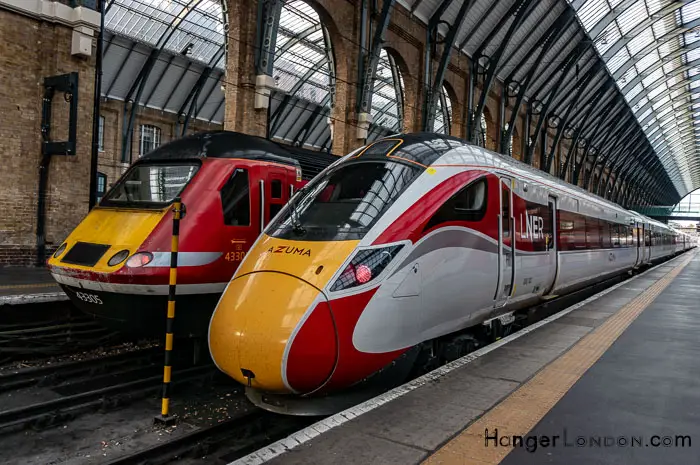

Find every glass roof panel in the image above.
[569,0,700,194]
[617,1,646,35]
[370,49,404,132]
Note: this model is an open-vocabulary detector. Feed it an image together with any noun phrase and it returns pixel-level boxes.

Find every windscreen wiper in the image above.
[289,187,306,236]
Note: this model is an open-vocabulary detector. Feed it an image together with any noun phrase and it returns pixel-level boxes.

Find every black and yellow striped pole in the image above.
[154,196,182,425]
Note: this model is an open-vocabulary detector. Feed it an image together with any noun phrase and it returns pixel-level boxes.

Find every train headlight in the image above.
[107,249,130,267]
[330,245,404,292]
[125,252,153,268]
[53,243,67,258]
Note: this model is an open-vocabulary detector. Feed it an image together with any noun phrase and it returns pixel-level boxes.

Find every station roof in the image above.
[401,0,700,205]
[100,0,700,205]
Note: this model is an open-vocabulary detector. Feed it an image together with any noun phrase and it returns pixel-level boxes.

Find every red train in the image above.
[47,131,337,338]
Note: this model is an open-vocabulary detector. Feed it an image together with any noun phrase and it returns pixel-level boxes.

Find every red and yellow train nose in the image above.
[208,236,359,394]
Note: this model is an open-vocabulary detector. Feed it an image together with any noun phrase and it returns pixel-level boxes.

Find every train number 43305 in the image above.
[75,291,103,305]
[225,251,246,262]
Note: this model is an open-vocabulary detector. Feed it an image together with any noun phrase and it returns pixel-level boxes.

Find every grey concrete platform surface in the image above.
[500,251,700,465]
[0,266,66,305]
[229,251,698,465]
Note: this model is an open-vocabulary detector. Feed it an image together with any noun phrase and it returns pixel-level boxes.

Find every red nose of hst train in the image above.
[208,237,362,394]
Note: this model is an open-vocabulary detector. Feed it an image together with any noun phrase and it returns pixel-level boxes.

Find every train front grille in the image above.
[61,242,111,267]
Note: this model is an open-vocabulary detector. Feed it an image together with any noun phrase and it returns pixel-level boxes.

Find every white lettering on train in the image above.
[520,211,544,240]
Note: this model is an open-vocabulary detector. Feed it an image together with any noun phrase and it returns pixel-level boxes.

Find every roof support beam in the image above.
[422,0,475,131]
[584,111,633,190]
[470,0,534,142]
[500,10,575,156]
[599,133,647,197]
[545,62,602,173]
[571,96,618,185]
[357,0,395,138]
[119,0,204,162]
[528,42,589,167]
[560,81,613,178]
[255,0,283,76]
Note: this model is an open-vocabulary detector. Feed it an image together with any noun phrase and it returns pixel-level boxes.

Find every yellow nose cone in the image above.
[208,272,324,393]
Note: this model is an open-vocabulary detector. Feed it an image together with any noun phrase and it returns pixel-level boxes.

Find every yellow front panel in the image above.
[209,272,322,392]
[236,234,360,289]
[48,206,168,272]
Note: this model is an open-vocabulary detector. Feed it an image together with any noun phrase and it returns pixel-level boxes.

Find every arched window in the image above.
[434,86,452,135]
[368,49,405,141]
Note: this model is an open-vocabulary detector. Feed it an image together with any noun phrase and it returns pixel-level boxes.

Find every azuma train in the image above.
[46,131,337,338]
[207,132,695,414]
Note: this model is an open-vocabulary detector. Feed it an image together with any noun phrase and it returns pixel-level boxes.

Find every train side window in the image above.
[220,168,250,226]
[600,221,611,248]
[501,184,510,238]
[271,179,282,199]
[423,178,487,230]
[611,224,620,247]
[558,211,575,251]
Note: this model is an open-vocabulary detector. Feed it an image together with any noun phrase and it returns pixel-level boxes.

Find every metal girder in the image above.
[560,81,614,176]
[498,5,562,74]
[293,104,324,146]
[277,24,321,57]
[527,41,589,166]
[255,0,283,76]
[120,0,204,162]
[388,52,404,129]
[545,62,603,173]
[549,54,599,115]
[422,0,475,131]
[176,66,213,137]
[598,133,647,197]
[500,10,576,155]
[571,96,619,185]
[470,0,534,142]
[584,112,636,190]
[357,0,395,117]
[105,41,136,97]
[457,0,500,51]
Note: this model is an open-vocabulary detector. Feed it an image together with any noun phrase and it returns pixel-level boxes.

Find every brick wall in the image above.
[0,5,97,267]
[0,2,221,267]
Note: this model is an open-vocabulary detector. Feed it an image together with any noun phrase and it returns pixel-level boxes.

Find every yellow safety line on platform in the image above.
[423,251,696,465]
[0,283,57,290]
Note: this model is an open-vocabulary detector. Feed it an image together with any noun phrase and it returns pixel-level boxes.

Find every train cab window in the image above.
[424,178,487,231]
[271,179,282,199]
[220,168,250,226]
[266,160,421,241]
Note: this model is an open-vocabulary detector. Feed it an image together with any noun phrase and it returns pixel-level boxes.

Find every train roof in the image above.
[137,130,340,181]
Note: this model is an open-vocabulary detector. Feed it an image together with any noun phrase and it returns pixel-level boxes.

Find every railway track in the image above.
[103,410,315,465]
[0,345,163,393]
[0,363,216,434]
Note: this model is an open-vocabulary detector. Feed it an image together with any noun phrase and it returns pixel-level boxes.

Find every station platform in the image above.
[233,249,698,465]
[0,266,66,305]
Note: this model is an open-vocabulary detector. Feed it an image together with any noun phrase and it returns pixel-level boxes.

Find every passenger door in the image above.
[542,195,558,295]
[264,168,289,228]
[494,176,515,308]
[220,166,255,267]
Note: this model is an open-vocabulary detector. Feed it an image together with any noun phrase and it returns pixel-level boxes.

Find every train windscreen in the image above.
[266,160,420,241]
[100,162,200,208]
